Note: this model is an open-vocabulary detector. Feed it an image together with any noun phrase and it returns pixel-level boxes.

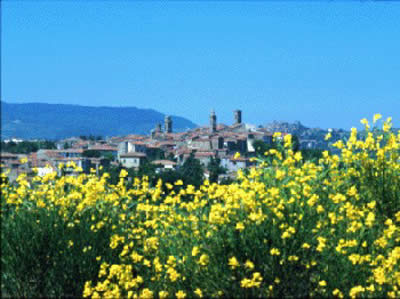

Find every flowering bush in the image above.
[1,116,400,298]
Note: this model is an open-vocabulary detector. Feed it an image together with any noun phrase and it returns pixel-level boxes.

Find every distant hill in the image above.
[263,120,399,151]
[1,102,197,140]
[264,120,350,151]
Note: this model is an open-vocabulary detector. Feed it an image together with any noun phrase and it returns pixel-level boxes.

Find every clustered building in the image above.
[1,109,274,181]
[116,109,273,175]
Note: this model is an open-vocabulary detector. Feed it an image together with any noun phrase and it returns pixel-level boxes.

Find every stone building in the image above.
[165,116,172,133]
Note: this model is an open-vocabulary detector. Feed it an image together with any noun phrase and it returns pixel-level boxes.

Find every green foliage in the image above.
[179,153,204,188]
[207,157,226,183]
[301,149,325,162]
[252,139,276,156]
[1,140,56,154]
[146,148,165,161]
[1,201,122,298]
[63,142,71,149]
[82,150,102,158]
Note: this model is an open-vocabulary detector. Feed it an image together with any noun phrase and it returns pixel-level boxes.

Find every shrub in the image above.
[1,115,400,298]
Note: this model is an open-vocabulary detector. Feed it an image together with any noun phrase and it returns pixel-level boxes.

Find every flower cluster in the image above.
[1,115,400,298]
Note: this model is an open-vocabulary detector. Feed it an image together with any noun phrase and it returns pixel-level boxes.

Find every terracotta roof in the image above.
[8,159,21,165]
[56,149,84,153]
[44,150,63,159]
[54,157,85,162]
[125,135,146,140]
[1,152,18,159]
[191,137,210,142]
[228,156,249,162]
[88,145,118,151]
[195,152,216,157]
[146,143,162,149]
[119,152,146,158]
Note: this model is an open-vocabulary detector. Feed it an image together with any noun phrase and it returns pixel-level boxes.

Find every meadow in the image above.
[1,115,400,298]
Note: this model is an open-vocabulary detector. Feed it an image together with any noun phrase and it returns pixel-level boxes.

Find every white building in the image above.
[119,152,146,169]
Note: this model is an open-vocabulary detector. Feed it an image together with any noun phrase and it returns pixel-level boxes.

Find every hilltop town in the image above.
[1,110,279,182]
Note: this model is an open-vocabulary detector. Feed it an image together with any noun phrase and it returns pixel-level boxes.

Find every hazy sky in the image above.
[3,1,400,129]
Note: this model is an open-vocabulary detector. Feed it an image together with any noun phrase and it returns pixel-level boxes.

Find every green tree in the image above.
[179,153,204,188]
[301,149,325,162]
[207,157,226,183]
[292,135,300,152]
[82,150,101,158]
[252,139,276,156]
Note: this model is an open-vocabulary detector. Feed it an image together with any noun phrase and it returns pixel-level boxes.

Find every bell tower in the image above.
[234,109,242,125]
[210,110,217,133]
[165,116,172,133]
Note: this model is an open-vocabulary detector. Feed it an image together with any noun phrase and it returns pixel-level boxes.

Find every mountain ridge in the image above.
[1,101,197,140]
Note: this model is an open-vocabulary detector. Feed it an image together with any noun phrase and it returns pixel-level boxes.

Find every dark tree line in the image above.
[99,153,227,190]
[1,140,56,154]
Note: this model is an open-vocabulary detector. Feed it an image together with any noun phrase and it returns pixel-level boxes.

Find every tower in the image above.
[156,123,162,133]
[165,116,172,133]
[210,109,217,133]
[234,109,242,125]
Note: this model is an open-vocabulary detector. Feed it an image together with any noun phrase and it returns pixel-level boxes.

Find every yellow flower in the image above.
[294,151,302,162]
[228,256,240,269]
[270,248,280,256]
[373,113,382,124]
[119,169,128,178]
[245,260,255,270]
[175,179,183,185]
[140,288,153,298]
[275,169,285,180]
[319,280,327,287]
[235,222,245,231]
[192,246,200,257]
[20,157,28,164]
[283,134,292,148]
[350,286,365,298]
[159,291,169,299]
[273,132,282,138]
[233,152,241,160]
[325,132,332,141]
[333,289,344,298]
[176,290,186,299]
[360,118,370,130]
[198,254,209,266]
[194,288,203,298]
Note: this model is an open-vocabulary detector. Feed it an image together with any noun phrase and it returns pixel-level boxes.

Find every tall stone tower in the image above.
[165,116,172,133]
[234,109,242,125]
[210,110,217,133]
[156,123,162,133]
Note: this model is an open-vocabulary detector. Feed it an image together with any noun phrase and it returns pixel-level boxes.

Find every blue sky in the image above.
[2,1,400,129]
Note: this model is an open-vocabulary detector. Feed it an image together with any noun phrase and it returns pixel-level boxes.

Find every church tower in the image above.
[234,109,242,125]
[210,110,217,133]
[165,116,172,133]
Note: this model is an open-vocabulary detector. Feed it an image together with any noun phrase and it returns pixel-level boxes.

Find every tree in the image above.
[301,149,324,162]
[82,150,101,158]
[252,139,276,156]
[179,153,204,188]
[292,135,300,152]
[207,157,226,183]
